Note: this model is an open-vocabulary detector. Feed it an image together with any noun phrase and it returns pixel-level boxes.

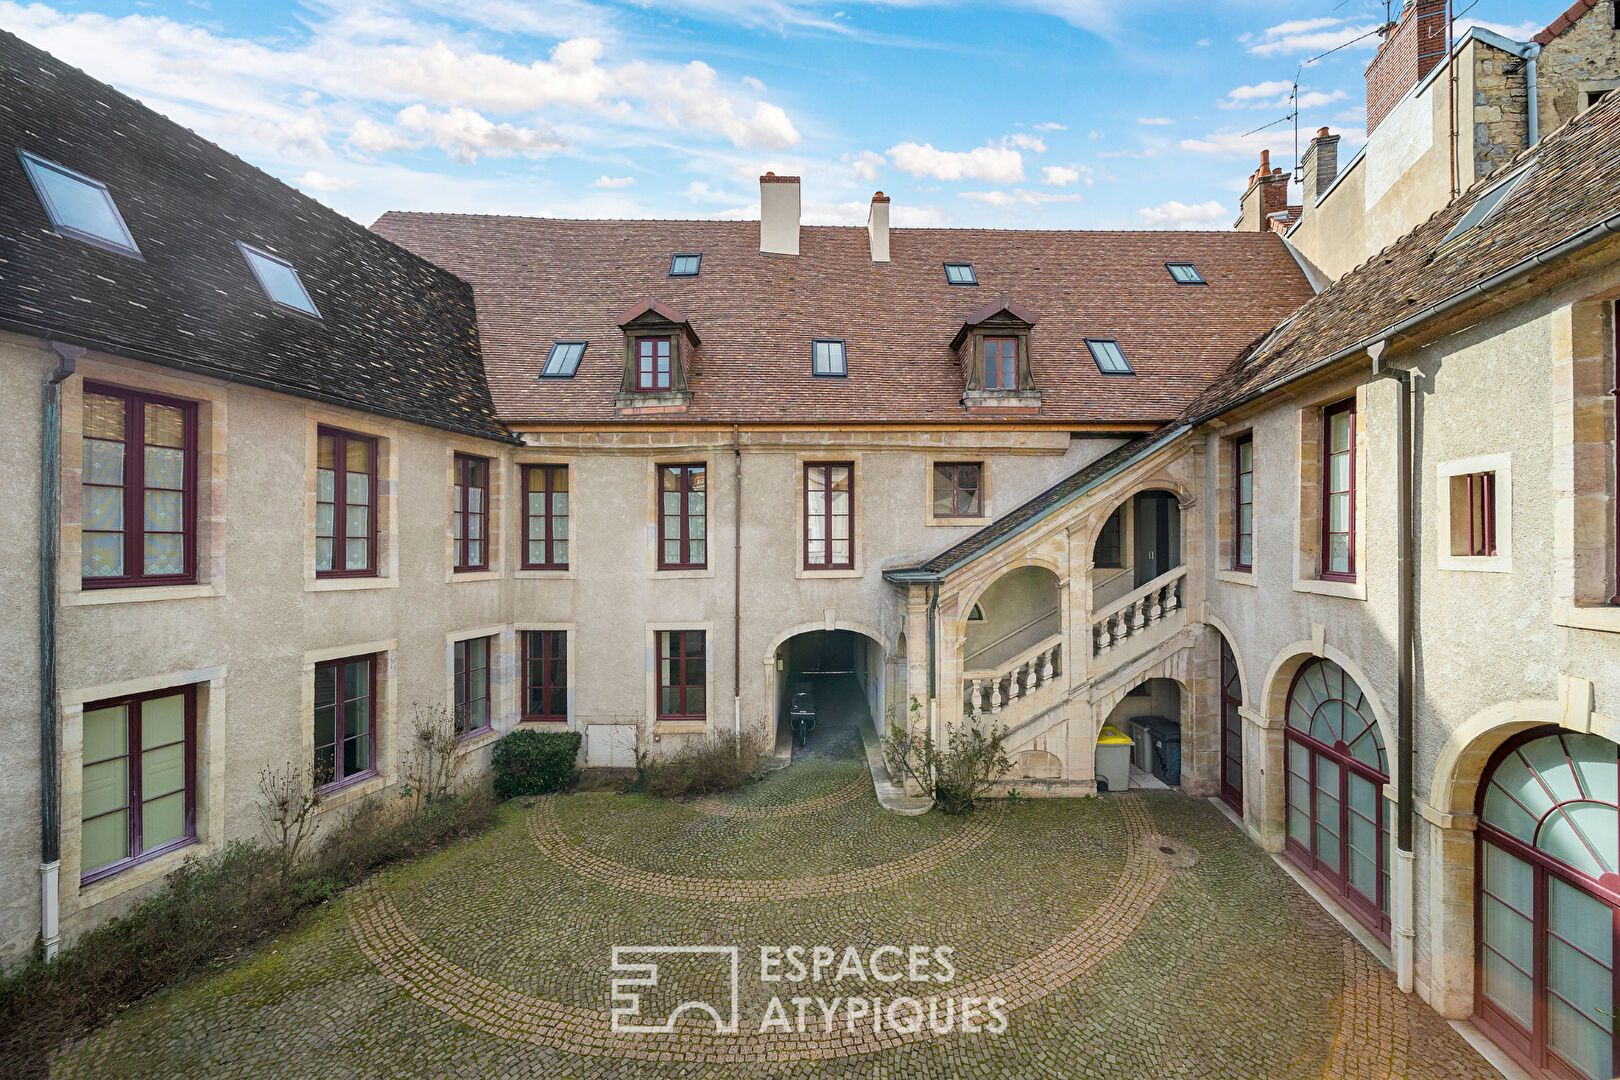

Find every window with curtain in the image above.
[804,462,854,570]
[81,384,196,587]
[80,686,194,882]
[316,428,376,577]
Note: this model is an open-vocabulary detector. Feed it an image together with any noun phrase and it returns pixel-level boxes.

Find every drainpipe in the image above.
[732,425,742,750]
[40,342,82,961]
[927,583,939,789]
[1525,43,1541,147]
[1371,339,1417,993]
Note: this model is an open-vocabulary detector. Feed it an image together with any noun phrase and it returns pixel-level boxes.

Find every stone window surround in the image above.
[514,453,578,581]
[1553,296,1620,632]
[303,408,399,593]
[925,455,992,527]
[442,439,506,584]
[302,639,397,813]
[1214,426,1256,586]
[795,453,863,579]
[645,451,718,580]
[645,621,716,736]
[1292,380,1369,601]
[515,621,576,728]
[444,624,512,756]
[60,665,227,914]
[59,354,228,607]
[1435,452,1513,573]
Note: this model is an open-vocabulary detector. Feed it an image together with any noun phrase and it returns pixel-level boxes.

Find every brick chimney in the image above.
[759,172,800,256]
[1365,0,1448,135]
[1235,149,1291,232]
[867,191,890,263]
[1300,128,1341,215]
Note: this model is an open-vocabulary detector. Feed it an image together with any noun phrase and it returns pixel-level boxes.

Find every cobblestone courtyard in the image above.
[53,691,1499,1079]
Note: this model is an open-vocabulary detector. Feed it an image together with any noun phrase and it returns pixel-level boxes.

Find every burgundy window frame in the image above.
[1458,471,1497,557]
[80,382,199,590]
[983,337,1017,390]
[1472,729,1620,1080]
[452,452,489,572]
[636,336,673,391]
[804,461,855,571]
[453,635,492,737]
[522,630,568,722]
[1320,399,1357,581]
[933,462,983,518]
[657,463,706,570]
[1233,433,1254,572]
[522,464,569,570]
[1219,637,1243,813]
[313,654,378,792]
[78,684,197,886]
[316,427,378,579]
[657,630,706,722]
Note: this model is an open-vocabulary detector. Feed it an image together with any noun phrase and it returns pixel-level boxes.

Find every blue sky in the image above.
[5,0,1564,229]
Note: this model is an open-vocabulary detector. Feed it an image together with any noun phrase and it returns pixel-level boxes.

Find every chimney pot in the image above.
[1317,126,1330,138]
[1260,149,1271,171]
[759,173,800,256]
[867,190,890,263]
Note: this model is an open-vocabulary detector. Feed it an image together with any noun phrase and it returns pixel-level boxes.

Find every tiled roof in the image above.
[1535,0,1601,45]
[371,213,1314,427]
[1184,91,1620,423]
[0,32,512,444]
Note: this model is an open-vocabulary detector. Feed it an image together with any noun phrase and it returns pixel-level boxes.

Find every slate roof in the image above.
[0,31,511,444]
[371,213,1315,427]
[1184,89,1620,424]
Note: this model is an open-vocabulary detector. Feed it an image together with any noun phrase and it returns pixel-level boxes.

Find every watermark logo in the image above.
[609,945,740,1034]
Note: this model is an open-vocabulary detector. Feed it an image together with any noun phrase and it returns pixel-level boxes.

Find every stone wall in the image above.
[1537,0,1620,137]
[1471,44,1531,180]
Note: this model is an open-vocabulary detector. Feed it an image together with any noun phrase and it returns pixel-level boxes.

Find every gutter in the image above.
[732,425,742,747]
[40,341,83,961]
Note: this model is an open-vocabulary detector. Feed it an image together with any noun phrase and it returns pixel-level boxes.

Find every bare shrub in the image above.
[256,761,323,885]
[883,697,1013,815]
[632,729,774,799]
[399,703,467,816]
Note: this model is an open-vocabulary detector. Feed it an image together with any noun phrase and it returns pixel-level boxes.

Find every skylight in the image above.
[1442,165,1534,244]
[670,254,701,276]
[813,339,847,376]
[1167,263,1205,284]
[944,262,977,286]
[1087,339,1133,375]
[542,341,586,378]
[238,242,320,317]
[18,150,141,257]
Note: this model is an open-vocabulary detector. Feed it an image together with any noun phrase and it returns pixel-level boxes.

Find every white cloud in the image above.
[295,170,356,192]
[1000,133,1046,152]
[1296,89,1348,111]
[1138,117,1171,126]
[847,149,886,181]
[958,188,1084,207]
[1195,38,1212,47]
[1221,81,1348,112]
[590,175,636,188]
[346,116,420,157]
[1248,18,1380,58]
[623,59,801,149]
[1032,121,1067,132]
[1222,80,1293,107]
[396,105,565,164]
[222,110,331,157]
[1179,129,1286,157]
[886,141,1025,183]
[1040,164,1090,186]
[1138,199,1230,228]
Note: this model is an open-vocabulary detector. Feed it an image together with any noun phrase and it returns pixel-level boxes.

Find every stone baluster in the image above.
[989,677,1002,713]
[1007,666,1022,704]
[1043,645,1057,683]
[970,679,983,714]
[1165,577,1181,612]
[1112,611,1130,647]
[1094,621,1109,655]
[1148,588,1163,623]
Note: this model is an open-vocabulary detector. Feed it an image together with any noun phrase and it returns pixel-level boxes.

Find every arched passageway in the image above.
[772,629,885,757]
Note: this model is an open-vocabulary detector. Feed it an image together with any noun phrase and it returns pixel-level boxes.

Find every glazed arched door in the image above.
[1219,637,1243,813]
[1474,729,1618,1080]
[1283,658,1390,936]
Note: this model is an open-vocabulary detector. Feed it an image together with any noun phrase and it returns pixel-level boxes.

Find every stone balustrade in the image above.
[962,634,1062,717]
[1091,566,1187,657]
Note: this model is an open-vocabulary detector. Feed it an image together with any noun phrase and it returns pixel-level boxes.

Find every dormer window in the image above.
[636,336,673,390]
[19,150,141,258]
[615,298,697,412]
[238,242,321,317]
[944,262,977,285]
[1167,262,1205,284]
[541,341,585,378]
[669,254,701,277]
[951,300,1039,411]
[983,338,1018,389]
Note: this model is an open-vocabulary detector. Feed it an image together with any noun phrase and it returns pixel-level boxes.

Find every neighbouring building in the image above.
[3,23,1620,1080]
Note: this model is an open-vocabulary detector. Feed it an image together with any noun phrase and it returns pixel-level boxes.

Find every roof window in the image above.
[1167,262,1205,284]
[812,339,847,377]
[669,254,701,277]
[1087,339,1133,375]
[944,262,977,286]
[542,341,586,378]
[18,150,141,257]
[1442,165,1533,244]
[238,242,320,317]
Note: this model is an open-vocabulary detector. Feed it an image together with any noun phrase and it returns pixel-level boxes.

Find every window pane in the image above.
[315,704,336,751]
[1330,411,1351,452]
[1482,948,1535,1027]
[315,665,338,712]
[344,734,370,775]
[346,535,370,569]
[346,472,370,507]
[83,704,128,763]
[140,694,185,749]
[345,506,371,538]
[143,533,183,575]
[144,403,185,448]
[84,393,126,440]
[140,743,185,801]
[84,439,124,487]
[27,157,137,250]
[141,791,185,850]
[82,759,128,820]
[81,809,129,873]
[315,538,334,571]
[81,530,125,580]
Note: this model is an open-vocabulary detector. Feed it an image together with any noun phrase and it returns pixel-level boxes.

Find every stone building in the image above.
[3,20,1620,1080]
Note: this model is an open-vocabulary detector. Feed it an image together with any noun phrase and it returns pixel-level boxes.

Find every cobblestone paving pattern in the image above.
[52,682,1500,1080]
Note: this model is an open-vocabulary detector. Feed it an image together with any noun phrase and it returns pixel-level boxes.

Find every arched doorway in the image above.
[1284,657,1390,937]
[1219,636,1243,813]
[772,629,886,756]
[1092,490,1183,612]
[1473,728,1617,1080]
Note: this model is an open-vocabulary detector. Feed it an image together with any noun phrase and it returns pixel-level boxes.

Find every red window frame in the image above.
[79,684,197,885]
[932,462,983,517]
[313,654,378,791]
[80,383,198,589]
[316,427,378,579]
[452,452,489,572]
[657,630,706,722]
[1234,433,1254,572]
[453,636,492,736]
[804,461,854,570]
[636,336,673,391]
[522,464,569,570]
[983,337,1017,390]
[657,463,706,570]
[522,630,568,722]
[1457,471,1497,557]
[1219,637,1243,814]
[1321,399,1357,581]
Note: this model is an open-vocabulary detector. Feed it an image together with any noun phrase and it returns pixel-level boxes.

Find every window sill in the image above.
[1215,569,1257,587]
[515,567,574,580]
[1555,602,1620,635]
[926,514,988,528]
[1437,554,1511,574]
[520,717,570,727]
[1292,577,1366,601]
[316,772,385,812]
[65,581,223,606]
[78,838,201,904]
[446,568,504,584]
[655,719,708,735]
[652,567,716,580]
[796,567,861,580]
[306,575,397,593]
[454,728,499,756]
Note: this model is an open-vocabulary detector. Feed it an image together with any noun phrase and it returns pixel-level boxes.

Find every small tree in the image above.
[256,761,323,885]
[399,703,466,816]
[883,696,1013,815]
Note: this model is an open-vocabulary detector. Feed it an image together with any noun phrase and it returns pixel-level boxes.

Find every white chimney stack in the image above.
[759,172,800,255]
[867,191,890,264]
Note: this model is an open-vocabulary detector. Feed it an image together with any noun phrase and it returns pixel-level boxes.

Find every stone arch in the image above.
[952,554,1064,625]
[1429,700,1620,817]
[1203,613,1251,709]
[1259,641,1396,774]
[761,617,889,666]
[1081,477,1195,551]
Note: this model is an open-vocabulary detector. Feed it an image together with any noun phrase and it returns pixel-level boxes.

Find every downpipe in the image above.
[732,425,742,753]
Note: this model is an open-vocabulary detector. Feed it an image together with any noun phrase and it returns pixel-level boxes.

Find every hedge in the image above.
[491,729,581,797]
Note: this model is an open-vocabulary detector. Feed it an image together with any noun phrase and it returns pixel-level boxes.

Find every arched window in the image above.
[1284,658,1390,936]
[1475,729,1617,1080]
[1219,637,1243,813]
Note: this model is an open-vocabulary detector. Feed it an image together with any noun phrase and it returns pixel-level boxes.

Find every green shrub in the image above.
[491,729,581,797]
[631,731,773,800]
[882,698,1013,815]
